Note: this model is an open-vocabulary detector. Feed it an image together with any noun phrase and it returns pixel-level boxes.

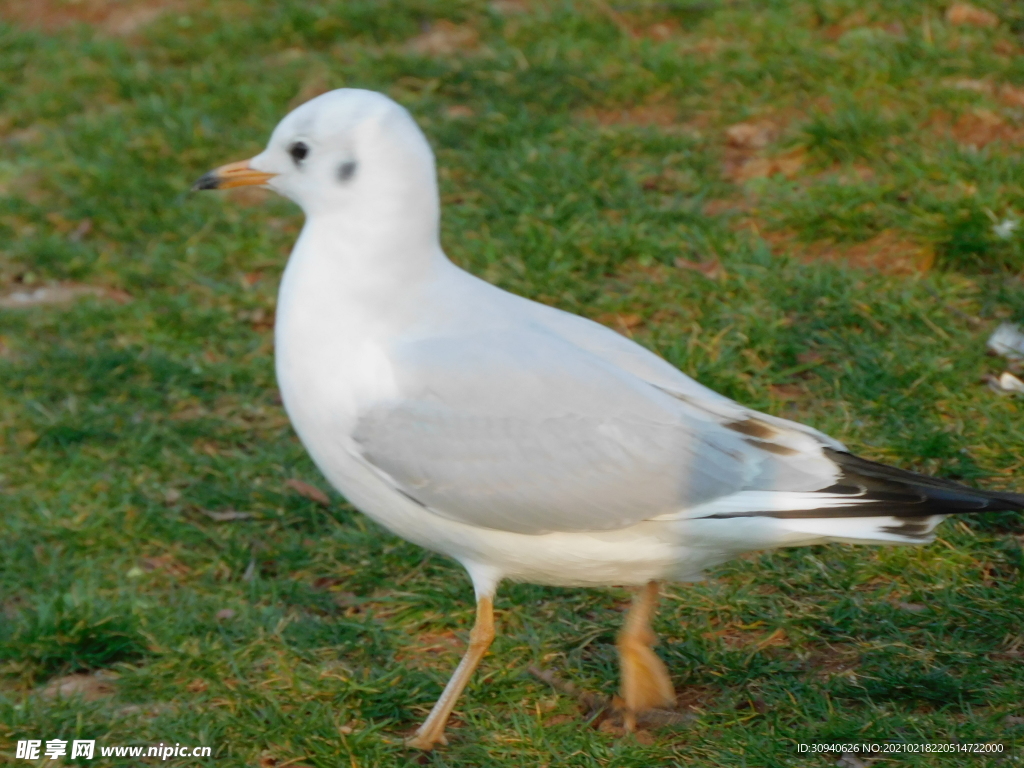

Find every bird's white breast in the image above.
[271,229,506,563]
[274,230,401,477]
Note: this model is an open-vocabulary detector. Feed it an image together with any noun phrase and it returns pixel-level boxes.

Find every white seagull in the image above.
[194,88,1023,750]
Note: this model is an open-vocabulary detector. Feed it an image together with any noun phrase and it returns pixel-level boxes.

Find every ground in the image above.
[0,0,1023,766]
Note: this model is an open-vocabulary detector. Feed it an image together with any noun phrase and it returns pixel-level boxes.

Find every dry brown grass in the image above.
[762,229,935,276]
[395,630,464,669]
[703,622,789,651]
[0,0,187,35]
[406,20,480,56]
[39,671,118,701]
[819,10,906,42]
[720,118,808,182]
[945,2,1000,28]
[582,102,681,129]
[926,108,1024,150]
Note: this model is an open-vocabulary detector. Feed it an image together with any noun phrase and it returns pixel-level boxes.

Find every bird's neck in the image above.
[279,203,454,337]
[297,201,449,286]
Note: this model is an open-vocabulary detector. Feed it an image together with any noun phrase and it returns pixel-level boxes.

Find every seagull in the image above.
[194,88,1023,749]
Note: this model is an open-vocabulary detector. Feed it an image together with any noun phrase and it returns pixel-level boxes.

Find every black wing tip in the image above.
[825,448,1024,515]
[697,451,1021,523]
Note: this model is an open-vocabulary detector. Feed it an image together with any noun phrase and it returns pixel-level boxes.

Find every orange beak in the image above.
[192,159,277,191]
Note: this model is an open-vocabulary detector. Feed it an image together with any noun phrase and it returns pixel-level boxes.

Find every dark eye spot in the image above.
[289,141,309,165]
[338,161,357,182]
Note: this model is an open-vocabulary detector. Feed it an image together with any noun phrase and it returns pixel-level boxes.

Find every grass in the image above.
[1,0,1023,765]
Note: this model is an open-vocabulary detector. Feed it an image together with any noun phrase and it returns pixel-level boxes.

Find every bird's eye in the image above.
[338,161,357,182]
[288,141,309,165]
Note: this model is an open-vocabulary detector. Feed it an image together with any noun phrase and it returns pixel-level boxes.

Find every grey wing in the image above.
[519,295,847,451]
[351,325,841,535]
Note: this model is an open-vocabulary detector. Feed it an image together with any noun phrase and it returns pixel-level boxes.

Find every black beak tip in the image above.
[191,172,221,191]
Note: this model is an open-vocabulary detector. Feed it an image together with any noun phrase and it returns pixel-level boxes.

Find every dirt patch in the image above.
[0,283,132,309]
[39,671,117,701]
[820,13,906,43]
[1,0,187,35]
[945,3,999,28]
[702,198,750,217]
[583,102,681,129]
[682,37,729,56]
[1000,84,1024,107]
[139,553,191,578]
[406,20,480,56]
[926,108,1024,149]
[763,228,933,275]
[675,256,726,281]
[445,105,475,120]
[611,16,685,42]
[395,630,464,668]
[638,20,682,41]
[721,118,807,182]
[582,102,721,137]
[725,121,776,149]
[727,148,806,182]
[672,683,720,713]
[703,622,789,650]
[994,39,1018,56]
[770,383,808,402]
[945,79,1024,108]
[589,3,699,44]
[803,644,860,680]
[951,110,1023,148]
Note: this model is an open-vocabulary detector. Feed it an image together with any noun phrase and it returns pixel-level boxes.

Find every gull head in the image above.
[193,88,439,220]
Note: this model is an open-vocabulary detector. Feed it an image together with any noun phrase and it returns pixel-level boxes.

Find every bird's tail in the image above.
[689,449,1023,546]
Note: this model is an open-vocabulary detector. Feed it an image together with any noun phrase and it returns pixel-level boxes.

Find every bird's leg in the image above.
[405,596,495,750]
[616,580,675,731]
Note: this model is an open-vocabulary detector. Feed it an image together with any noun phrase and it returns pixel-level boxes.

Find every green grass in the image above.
[1,0,1023,765]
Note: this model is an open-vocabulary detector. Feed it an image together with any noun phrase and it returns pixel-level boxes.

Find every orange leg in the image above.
[405,597,495,750]
[616,581,675,730]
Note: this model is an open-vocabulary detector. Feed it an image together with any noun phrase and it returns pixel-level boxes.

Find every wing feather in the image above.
[352,324,840,534]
